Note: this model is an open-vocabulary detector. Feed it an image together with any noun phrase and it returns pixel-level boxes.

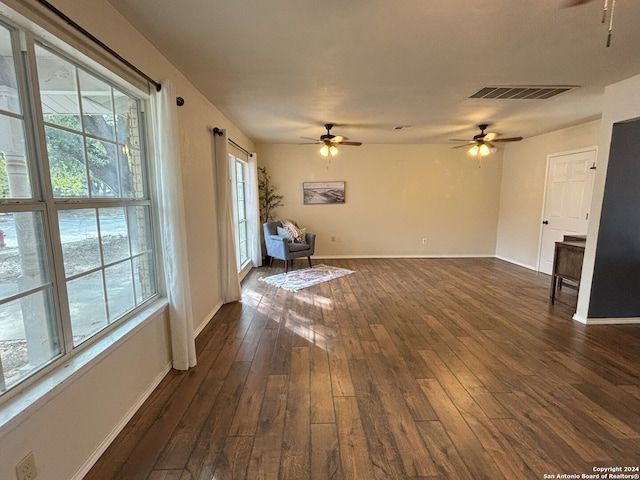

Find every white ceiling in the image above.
[106,0,640,146]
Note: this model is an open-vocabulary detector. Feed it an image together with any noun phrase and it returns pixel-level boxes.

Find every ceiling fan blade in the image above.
[483,132,497,142]
[563,0,594,7]
[300,136,321,142]
[492,136,523,142]
[452,144,472,149]
[449,139,474,142]
[310,125,360,146]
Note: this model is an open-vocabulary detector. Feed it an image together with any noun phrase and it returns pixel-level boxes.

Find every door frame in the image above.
[536,146,598,272]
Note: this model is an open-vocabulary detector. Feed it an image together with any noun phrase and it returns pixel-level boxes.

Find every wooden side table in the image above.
[550,240,585,305]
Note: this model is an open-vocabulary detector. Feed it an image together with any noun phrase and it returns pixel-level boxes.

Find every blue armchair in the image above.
[263,221,316,272]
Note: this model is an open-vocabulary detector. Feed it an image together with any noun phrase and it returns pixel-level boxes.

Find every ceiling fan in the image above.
[563,0,617,47]
[300,123,362,157]
[450,124,523,157]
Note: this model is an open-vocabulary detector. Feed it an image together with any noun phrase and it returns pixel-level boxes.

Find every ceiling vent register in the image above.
[469,86,578,100]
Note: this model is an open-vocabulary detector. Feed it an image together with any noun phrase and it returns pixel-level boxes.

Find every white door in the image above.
[538,148,597,274]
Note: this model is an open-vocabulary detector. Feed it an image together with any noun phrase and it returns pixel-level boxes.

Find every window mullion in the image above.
[0,357,5,392]
[75,67,93,200]
[21,33,75,355]
[9,31,69,358]
[19,31,51,202]
[228,154,240,271]
[236,159,249,268]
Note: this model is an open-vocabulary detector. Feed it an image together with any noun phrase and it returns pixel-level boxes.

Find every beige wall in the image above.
[0,0,252,478]
[0,310,171,480]
[495,120,600,269]
[257,144,504,257]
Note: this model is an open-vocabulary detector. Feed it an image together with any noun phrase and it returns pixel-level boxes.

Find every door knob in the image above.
[542,220,549,225]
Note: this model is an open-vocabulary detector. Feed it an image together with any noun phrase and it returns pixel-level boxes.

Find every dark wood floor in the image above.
[85,258,640,480]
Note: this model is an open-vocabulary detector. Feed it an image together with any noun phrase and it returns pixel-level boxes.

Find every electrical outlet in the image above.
[422,237,428,245]
[15,452,37,480]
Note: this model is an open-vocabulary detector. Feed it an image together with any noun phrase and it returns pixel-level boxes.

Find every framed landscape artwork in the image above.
[303,181,345,205]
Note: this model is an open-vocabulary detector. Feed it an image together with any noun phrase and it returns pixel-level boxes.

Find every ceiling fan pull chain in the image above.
[606,0,616,47]
[601,0,609,23]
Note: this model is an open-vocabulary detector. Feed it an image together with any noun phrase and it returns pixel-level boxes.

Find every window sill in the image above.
[0,297,169,438]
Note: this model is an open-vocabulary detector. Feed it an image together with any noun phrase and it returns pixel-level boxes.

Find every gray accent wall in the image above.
[588,118,640,318]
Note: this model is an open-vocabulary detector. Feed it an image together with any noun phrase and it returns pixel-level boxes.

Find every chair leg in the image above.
[307,257,312,269]
[269,256,274,267]
[285,260,289,273]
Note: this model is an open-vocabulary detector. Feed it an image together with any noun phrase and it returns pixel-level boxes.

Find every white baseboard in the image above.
[72,301,224,479]
[194,301,224,337]
[494,255,538,272]
[71,362,172,480]
[314,254,496,259]
[574,313,640,325]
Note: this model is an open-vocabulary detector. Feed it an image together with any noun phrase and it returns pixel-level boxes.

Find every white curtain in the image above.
[213,129,242,303]
[248,153,262,267]
[151,80,197,370]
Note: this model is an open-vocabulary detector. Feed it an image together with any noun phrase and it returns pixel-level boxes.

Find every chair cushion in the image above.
[288,242,311,252]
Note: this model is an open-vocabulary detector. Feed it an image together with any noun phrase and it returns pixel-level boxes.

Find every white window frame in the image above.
[0,16,160,403]
[229,153,251,276]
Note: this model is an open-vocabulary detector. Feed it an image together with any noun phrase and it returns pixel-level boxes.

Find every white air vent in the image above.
[469,86,578,100]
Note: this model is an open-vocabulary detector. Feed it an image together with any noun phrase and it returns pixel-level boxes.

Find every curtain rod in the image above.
[36,0,172,96]
[36,0,160,91]
[229,139,253,157]
[213,128,253,157]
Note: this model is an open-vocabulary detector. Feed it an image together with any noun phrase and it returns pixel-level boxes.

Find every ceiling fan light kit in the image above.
[469,144,491,157]
[451,123,523,166]
[320,145,339,157]
[300,123,363,158]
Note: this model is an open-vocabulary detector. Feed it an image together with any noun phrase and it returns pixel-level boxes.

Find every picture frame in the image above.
[303,181,345,205]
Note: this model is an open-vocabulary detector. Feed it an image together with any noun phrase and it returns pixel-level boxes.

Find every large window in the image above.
[0,21,157,395]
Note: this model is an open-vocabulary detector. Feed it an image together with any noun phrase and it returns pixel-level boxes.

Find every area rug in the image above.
[259,264,355,292]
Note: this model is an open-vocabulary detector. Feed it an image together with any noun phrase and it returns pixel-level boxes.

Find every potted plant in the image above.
[258,166,284,262]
